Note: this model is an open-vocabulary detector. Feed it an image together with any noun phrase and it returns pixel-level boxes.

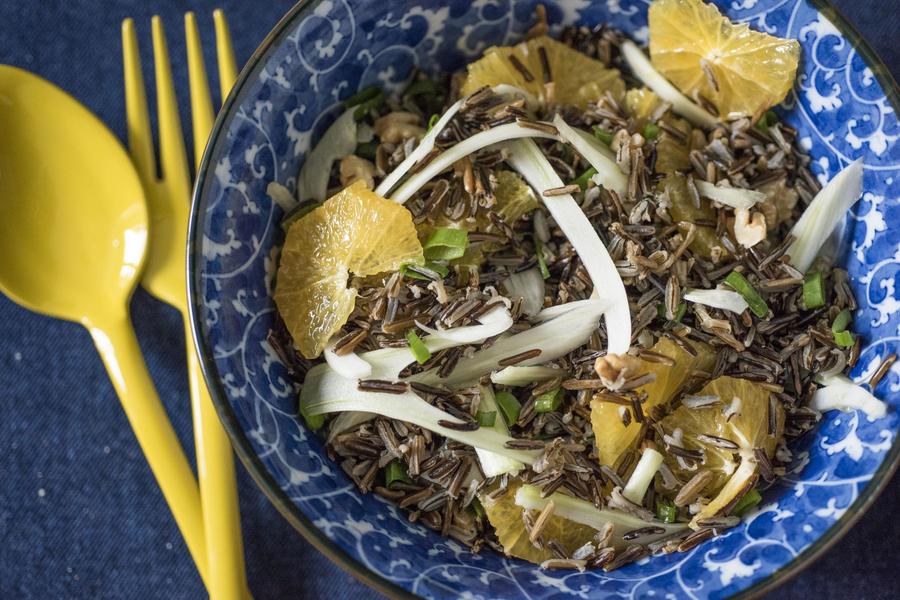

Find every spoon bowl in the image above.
[0,65,147,322]
[0,64,208,582]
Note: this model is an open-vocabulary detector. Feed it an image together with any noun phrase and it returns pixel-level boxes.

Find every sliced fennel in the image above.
[267,181,297,212]
[514,484,685,546]
[552,115,627,195]
[389,123,560,204]
[298,108,357,202]
[694,181,765,210]
[812,373,887,419]
[326,410,377,444]
[475,384,525,477]
[502,267,545,317]
[324,337,372,379]
[374,98,464,197]
[786,159,864,273]
[417,307,513,343]
[622,447,663,504]
[683,288,749,314]
[505,139,631,355]
[620,40,717,129]
[300,362,541,463]
[414,299,609,388]
[491,366,564,386]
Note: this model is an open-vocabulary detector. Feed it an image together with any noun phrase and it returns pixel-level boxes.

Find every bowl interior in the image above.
[190,1,900,598]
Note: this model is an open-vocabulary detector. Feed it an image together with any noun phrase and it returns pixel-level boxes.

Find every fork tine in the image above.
[122,19,157,187]
[213,9,238,102]
[184,13,215,172]
[151,16,190,197]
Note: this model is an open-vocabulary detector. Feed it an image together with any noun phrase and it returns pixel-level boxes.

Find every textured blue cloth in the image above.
[0,1,896,599]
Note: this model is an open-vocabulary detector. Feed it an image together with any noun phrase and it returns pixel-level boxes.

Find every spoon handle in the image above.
[86,313,209,586]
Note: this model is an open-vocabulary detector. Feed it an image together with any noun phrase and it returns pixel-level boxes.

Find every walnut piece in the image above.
[374,111,425,144]
[339,155,375,189]
[733,207,767,248]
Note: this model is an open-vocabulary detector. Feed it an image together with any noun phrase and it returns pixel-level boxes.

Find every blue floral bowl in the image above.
[188,1,899,597]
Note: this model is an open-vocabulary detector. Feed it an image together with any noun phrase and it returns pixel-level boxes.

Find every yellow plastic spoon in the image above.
[0,65,209,584]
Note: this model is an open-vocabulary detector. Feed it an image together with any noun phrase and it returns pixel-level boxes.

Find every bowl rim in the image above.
[187,1,900,598]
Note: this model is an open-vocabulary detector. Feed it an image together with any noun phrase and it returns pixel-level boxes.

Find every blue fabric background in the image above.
[0,1,896,598]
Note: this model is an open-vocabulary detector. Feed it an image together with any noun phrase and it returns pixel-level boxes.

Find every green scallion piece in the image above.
[802,271,825,309]
[833,329,855,348]
[301,404,325,431]
[470,497,486,520]
[732,488,762,516]
[353,90,385,120]
[344,85,381,108]
[534,387,563,413]
[831,308,852,334]
[643,122,660,140]
[495,391,521,425]
[385,460,412,487]
[405,330,431,365]
[656,497,677,524]
[355,141,378,161]
[400,262,450,281]
[427,113,440,132]
[657,302,686,322]
[423,228,469,261]
[766,110,779,126]
[571,166,597,191]
[725,271,769,318]
[536,239,551,280]
[476,411,497,427]
[593,125,613,145]
[405,78,440,98]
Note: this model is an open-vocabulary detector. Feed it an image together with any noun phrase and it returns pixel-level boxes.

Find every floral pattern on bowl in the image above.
[188,1,899,597]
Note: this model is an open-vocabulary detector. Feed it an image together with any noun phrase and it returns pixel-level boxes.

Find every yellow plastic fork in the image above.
[122,12,248,600]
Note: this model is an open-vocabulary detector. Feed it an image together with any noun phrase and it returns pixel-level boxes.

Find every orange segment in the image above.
[274,181,423,358]
[462,36,625,107]
[481,483,599,563]
[649,0,800,119]
[591,337,715,468]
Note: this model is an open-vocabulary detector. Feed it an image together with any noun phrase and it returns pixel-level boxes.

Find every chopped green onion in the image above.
[754,110,779,135]
[301,403,325,431]
[423,228,469,261]
[593,125,613,145]
[405,78,440,98]
[495,391,521,425]
[802,271,825,309]
[535,239,550,280]
[732,488,762,516]
[405,330,431,364]
[831,308,852,334]
[344,85,381,108]
[656,497,677,523]
[400,261,450,281]
[766,110,779,126]
[833,330,855,348]
[476,411,497,427]
[534,386,563,413]
[470,497,486,520]
[724,271,769,318]
[353,90,385,120]
[355,141,378,161]
[657,302,686,322]
[427,113,440,132]
[385,460,412,487]
[643,122,660,140]
[571,166,597,191]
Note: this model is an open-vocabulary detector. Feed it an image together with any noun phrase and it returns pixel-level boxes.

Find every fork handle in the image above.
[86,312,209,586]
[184,313,251,600]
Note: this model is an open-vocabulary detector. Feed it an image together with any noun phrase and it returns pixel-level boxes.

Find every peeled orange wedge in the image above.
[274,181,423,358]
[660,376,784,526]
[481,483,598,562]
[462,35,625,107]
[649,0,800,119]
[591,337,715,468]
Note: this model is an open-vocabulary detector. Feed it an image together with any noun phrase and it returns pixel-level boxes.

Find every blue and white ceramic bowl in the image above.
[188,1,899,597]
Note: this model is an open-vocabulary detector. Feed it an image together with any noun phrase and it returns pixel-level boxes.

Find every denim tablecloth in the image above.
[0,1,897,598]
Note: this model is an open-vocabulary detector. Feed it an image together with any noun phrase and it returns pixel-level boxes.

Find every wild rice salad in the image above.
[267,0,885,571]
